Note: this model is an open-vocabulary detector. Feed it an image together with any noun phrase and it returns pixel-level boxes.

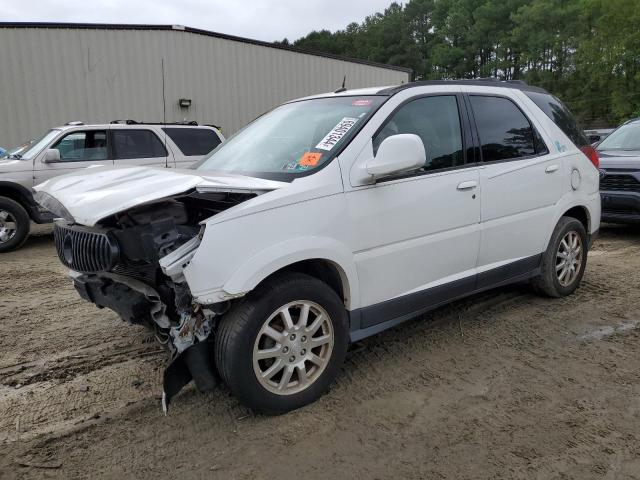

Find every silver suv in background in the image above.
[0,120,224,252]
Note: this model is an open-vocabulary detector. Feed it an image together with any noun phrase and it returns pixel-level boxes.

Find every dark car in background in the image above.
[596,118,640,224]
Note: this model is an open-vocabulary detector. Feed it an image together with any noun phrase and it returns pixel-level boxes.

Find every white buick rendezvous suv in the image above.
[35,80,601,414]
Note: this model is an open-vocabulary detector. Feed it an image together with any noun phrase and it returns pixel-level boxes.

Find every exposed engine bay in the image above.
[52,190,256,411]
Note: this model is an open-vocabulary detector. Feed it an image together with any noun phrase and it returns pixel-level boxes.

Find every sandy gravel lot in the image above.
[1,224,639,479]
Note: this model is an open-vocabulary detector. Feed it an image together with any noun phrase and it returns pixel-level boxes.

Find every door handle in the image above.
[545,165,559,173]
[457,180,478,190]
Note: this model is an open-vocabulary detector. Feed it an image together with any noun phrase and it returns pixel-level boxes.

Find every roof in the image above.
[0,22,413,74]
[52,122,220,130]
[292,79,549,103]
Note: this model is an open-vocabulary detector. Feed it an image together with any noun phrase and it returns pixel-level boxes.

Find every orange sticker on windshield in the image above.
[298,152,322,167]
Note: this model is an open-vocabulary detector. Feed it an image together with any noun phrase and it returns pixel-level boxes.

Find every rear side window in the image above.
[112,130,167,160]
[469,96,544,162]
[524,91,588,147]
[162,128,222,156]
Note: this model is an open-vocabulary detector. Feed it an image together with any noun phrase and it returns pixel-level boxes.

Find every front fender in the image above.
[223,236,359,309]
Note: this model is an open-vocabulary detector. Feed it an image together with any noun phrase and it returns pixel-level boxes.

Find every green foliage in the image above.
[283,0,640,128]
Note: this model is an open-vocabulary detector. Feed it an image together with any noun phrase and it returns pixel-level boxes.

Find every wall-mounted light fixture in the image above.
[178,98,192,108]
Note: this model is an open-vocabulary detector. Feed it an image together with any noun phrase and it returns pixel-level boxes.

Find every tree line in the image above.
[276,0,640,128]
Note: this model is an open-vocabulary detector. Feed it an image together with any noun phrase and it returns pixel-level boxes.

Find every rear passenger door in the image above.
[162,127,223,168]
[111,129,169,168]
[34,129,113,184]
[468,94,562,283]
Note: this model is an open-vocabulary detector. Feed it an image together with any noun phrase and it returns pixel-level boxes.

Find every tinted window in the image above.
[112,130,167,160]
[524,91,588,147]
[52,130,107,161]
[470,96,539,162]
[373,95,464,172]
[163,128,222,156]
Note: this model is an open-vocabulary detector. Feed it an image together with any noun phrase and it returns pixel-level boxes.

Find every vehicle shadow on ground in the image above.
[598,222,640,239]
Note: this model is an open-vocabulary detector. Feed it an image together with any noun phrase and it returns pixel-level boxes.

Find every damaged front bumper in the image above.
[69,267,220,412]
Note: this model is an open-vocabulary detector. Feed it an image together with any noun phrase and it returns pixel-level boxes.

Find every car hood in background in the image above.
[34,165,286,226]
[0,158,32,174]
[598,150,640,169]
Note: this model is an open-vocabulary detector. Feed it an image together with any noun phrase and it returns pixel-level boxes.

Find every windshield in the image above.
[9,130,61,160]
[597,122,640,151]
[194,96,386,180]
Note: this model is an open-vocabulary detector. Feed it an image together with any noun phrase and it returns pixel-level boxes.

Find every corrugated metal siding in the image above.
[0,26,410,147]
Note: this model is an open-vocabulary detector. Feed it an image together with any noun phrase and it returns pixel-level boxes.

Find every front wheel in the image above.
[531,216,588,297]
[0,197,30,253]
[215,273,349,415]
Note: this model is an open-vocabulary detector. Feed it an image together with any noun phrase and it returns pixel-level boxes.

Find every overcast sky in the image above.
[0,0,394,42]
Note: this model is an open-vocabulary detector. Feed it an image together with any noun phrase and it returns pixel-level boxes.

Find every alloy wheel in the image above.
[0,210,17,244]
[253,300,334,395]
[556,230,583,287]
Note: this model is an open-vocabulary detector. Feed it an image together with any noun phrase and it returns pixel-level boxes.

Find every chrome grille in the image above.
[600,173,640,193]
[53,222,119,273]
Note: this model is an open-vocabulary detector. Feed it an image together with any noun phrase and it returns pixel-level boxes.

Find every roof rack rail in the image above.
[378,78,544,96]
[110,120,200,126]
[65,121,85,126]
[110,119,140,124]
[473,77,529,85]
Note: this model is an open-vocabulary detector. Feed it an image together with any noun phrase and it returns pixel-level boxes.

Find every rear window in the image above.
[524,91,588,147]
[163,128,222,156]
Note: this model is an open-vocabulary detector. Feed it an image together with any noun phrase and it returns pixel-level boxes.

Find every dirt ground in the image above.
[1,224,639,479]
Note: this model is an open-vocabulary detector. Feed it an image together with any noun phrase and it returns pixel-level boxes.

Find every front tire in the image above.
[0,197,30,253]
[215,273,349,415]
[531,216,588,297]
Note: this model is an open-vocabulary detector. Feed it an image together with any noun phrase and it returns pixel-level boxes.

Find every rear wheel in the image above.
[531,216,588,297]
[215,273,348,415]
[0,197,30,253]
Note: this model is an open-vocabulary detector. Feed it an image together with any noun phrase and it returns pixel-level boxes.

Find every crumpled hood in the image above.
[34,165,286,226]
[598,150,640,169]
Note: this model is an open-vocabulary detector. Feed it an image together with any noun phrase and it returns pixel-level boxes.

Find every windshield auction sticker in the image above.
[298,152,322,167]
[315,117,359,151]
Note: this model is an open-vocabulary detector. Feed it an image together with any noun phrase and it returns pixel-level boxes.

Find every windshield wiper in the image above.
[8,153,22,159]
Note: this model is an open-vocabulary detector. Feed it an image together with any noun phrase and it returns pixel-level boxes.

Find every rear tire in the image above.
[531,216,588,297]
[215,273,349,415]
[0,197,30,253]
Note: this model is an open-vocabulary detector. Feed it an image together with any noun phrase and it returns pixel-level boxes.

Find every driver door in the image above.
[345,94,481,328]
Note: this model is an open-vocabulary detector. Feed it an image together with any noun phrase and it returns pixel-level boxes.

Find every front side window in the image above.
[194,96,386,181]
[470,96,542,162]
[51,130,107,162]
[112,129,167,160]
[373,95,464,172]
[597,122,640,151]
[163,128,222,156]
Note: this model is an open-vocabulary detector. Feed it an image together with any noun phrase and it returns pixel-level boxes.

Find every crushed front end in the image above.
[50,191,255,411]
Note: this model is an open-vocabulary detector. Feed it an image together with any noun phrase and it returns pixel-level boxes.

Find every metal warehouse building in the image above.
[0,23,411,148]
